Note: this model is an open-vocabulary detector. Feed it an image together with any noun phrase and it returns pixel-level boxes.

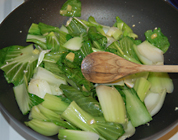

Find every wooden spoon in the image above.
[81,52,178,83]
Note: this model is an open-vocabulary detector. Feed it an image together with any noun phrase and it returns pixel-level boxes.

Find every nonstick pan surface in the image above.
[0,0,178,139]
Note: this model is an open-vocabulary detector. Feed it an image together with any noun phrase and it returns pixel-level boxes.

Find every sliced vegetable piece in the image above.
[60,84,103,117]
[37,104,61,122]
[13,82,44,115]
[38,22,60,35]
[58,129,100,140]
[106,27,123,40]
[66,17,88,36]
[106,37,141,64]
[113,16,138,39]
[144,89,167,116]
[0,44,39,86]
[92,117,125,140]
[118,121,135,140]
[25,119,61,136]
[122,88,152,127]
[61,101,97,133]
[134,41,164,65]
[145,27,170,53]
[28,23,41,35]
[88,26,107,50]
[42,93,69,114]
[63,36,83,50]
[96,85,127,124]
[28,105,48,121]
[60,0,81,17]
[33,67,66,86]
[148,72,174,93]
[134,77,151,102]
[124,72,149,88]
[46,32,60,51]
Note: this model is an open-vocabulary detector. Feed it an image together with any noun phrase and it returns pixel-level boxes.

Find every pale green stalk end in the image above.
[148,72,174,94]
[28,105,48,121]
[63,37,83,50]
[123,89,152,127]
[134,77,151,101]
[37,104,61,122]
[58,129,100,140]
[61,101,97,133]
[96,85,127,124]
[25,119,61,136]
[42,93,69,114]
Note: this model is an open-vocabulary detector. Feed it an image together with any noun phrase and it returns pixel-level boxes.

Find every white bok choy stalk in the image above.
[96,85,127,124]
[133,40,164,65]
[28,67,66,98]
[118,121,136,140]
[144,89,167,116]
[63,36,83,50]
[144,72,174,116]
[133,41,173,116]
[106,27,123,40]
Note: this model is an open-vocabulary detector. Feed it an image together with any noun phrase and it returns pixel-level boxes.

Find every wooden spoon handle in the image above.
[139,65,178,73]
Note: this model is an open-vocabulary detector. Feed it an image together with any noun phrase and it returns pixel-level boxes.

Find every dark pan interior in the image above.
[0,0,178,139]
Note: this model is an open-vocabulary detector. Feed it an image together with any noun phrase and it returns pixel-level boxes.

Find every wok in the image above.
[0,0,178,139]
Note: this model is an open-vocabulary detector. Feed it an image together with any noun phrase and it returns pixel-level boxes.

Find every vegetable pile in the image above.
[0,0,174,139]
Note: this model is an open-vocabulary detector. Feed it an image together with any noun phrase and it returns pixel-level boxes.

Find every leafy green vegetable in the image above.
[44,61,64,75]
[147,72,174,94]
[106,37,141,64]
[43,51,65,63]
[0,13,173,140]
[144,89,167,116]
[63,36,83,50]
[88,26,107,50]
[134,77,151,102]
[60,0,81,17]
[122,88,152,127]
[38,22,60,35]
[59,62,93,91]
[145,28,170,53]
[80,40,94,57]
[66,17,88,36]
[60,84,103,117]
[133,40,164,65]
[0,44,39,86]
[41,93,69,114]
[58,129,100,140]
[54,120,79,130]
[37,104,62,122]
[113,16,138,39]
[26,34,47,50]
[29,105,48,121]
[28,67,66,98]
[13,81,44,115]
[80,16,110,36]
[92,117,125,140]
[96,85,127,124]
[28,23,41,35]
[25,119,61,136]
[46,32,60,51]
[62,101,125,140]
[61,101,98,133]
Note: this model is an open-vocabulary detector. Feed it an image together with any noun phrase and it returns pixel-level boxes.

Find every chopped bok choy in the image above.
[58,129,100,140]
[0,7,174,140]
[96,85,127,124]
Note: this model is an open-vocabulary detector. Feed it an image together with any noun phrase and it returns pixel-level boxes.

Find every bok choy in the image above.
[0,6,174,140]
